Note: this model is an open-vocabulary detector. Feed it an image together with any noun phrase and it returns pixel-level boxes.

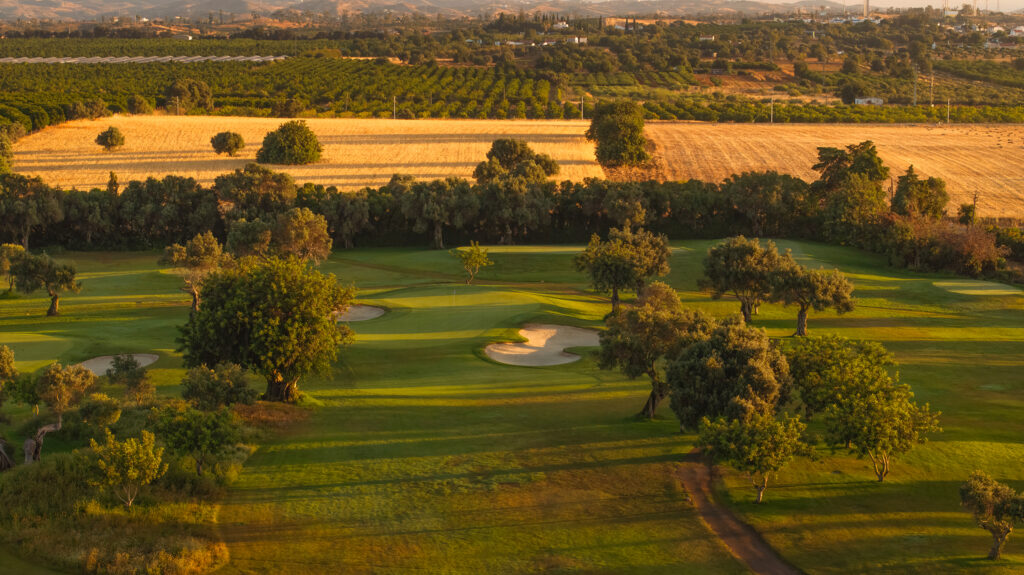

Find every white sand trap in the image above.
[78,353,159,375]
[485,324,600,367]
[934,280,1021,296]
[336,305,387,322]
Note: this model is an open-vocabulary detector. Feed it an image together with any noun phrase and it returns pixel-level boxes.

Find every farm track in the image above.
[677,450,802,575]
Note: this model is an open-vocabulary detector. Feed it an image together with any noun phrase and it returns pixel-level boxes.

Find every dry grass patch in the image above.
[645,122,1024,217]
[12,116,602,191]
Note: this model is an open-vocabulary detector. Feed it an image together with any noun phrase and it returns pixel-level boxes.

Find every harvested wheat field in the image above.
[12,116,602,191]
[646,122,1024,217]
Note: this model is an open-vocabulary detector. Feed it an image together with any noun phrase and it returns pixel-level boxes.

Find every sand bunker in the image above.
[336,305,387,322]
[485,324,600,367]
[78,353,159,375]
[933,280,1021,296]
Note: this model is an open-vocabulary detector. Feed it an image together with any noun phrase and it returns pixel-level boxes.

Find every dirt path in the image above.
[677,450,802,575]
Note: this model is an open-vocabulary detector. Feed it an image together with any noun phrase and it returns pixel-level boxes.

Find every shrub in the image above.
[210,131,245,157]
[586,101,649,168]
[125,95,153,115]
[256,120,322,165]
[181,363,259,411]
[95,126,125,151]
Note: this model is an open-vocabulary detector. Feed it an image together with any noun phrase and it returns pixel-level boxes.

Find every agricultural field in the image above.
[644,122,1024,217]
[10,116,603,191]
[2,242,1023,573]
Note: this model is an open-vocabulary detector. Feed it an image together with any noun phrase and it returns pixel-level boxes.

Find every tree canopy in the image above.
[586,101,649,168]
[256,120,322,165]
[699,236,793,323]
[667,321,791,430]
[473,139,559,185]
[575,227,670,313]
[90,430,167,509]
[960,471,1024,560]
[160,231,231,312]
[891,166,949,219]
[11,253,81,316]
[450,241,492,285]
[95,126,125,151]
[211,131,245,157]
[772,265,855,336]
[179,256,354,402]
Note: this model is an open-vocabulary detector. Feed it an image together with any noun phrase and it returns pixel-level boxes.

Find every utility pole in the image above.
[913,67,918,106]
[393,95,396,119]
[770,96,775,123]
[947,98,951,123]
[580,96,584,120]
[930,72,934,107]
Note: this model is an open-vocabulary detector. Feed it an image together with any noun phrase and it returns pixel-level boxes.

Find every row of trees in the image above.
[0,138,1015,282]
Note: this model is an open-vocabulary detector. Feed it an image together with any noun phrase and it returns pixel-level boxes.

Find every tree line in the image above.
[0,137,1017,284]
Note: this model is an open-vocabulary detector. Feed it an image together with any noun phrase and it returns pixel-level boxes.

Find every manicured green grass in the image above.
[1,241,1023,573]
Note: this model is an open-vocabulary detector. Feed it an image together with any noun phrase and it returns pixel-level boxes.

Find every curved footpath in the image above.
[677,450,802,575]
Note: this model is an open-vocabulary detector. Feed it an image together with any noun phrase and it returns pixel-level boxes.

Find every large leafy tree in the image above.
[256,120,322,165]
[960,471,1024,560]
[90,430,167,509]
[473,139,559,185]
[667,322,791,430]
[401,178,479,250]
[772,266,855,336]
[272,207,332,263]
[824,382,940,482]
[480,177,553,245]
[36,363,96,426]
[822,173,888,244]
[160,231,231,312]
[214,163,297,223]
[699,236,793,323]
[586,101,649,167]
[318,188,371,249]
[0,173,64,249]
[891,166,949,219]
[153,406,240,476]
[575,227,670,313]
[786,335,895,418]
[599,282,716,419]
[698,412,807,503]
[11,253,81,316]
[811,140,890,192]
[179,256,354,402]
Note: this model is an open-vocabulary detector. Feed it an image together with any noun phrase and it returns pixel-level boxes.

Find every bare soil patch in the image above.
[485,323,599,367]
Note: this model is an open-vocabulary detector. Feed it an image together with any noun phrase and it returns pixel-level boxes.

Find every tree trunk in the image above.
[196,458,203,476]
[23,421,61,464]
[796,306,809,337]
[190,288,200,313]
[639,389,666,419]
[47,293,59,316]
[264,376,300,403]
[989,529,1010,560]
[21,227,29,250]
[755,480,768,504]
[433,222,444,250]
[740,300,752,323]
[610,287,620,314]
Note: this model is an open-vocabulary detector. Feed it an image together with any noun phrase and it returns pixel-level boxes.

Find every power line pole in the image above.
[930,72,934,107]
[947,98,951,123]
[770,96,775,123]
[393,95,396,119]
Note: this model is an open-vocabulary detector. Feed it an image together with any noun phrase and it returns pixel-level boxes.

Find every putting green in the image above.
[933,279,1022,296]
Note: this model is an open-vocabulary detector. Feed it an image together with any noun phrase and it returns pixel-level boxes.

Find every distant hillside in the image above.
[1,0,849,23]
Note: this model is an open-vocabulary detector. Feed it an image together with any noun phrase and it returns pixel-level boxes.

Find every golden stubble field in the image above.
[645,122,1024,217]
[12,116,604,191]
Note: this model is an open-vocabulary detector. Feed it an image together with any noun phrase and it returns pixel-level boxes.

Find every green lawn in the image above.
[1,241,1022,573]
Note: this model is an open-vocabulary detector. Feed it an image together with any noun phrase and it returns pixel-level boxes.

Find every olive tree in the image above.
[786,335,895,418]
[585,101,649,168]
[473,139,559,185]
[160,232,231,312]
[699,236,793,323]
[772,266,855,336]
[211,131,245,157]
[698,412,807,503]
[179,256,354,402]
[95,127,125,151]
[450,241,493,285]
[272,207,332,263]
[153,406,240,476]
[401,178,479,249]
[824,382,940,482]
[575,227,670,313]
[0,243,24,291]
[960,471,1024,560]
[599,282,716,419]
[11,253,81,316]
